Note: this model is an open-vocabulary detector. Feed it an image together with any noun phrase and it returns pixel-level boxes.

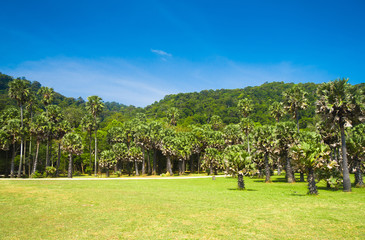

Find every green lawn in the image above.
[0,176,364,240]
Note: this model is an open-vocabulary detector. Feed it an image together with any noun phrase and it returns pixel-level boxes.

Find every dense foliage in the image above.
[0,72,364,194]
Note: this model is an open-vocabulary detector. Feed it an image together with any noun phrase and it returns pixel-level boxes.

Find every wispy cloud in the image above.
[151,49,172,57]
[1,56,334,107]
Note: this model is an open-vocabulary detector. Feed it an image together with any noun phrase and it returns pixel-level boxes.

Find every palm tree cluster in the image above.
[0,78,364,194]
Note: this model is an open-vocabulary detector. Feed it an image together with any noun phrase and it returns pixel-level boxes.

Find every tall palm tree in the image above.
[239,118,254,153]
[8,79,31,177]
[53,120,71,176]
[61,132,83,178]
[3,119,21,178]
[316,78,364,192]
[86,95,105,176]
[283,85,308,133]
[81,114,96,170]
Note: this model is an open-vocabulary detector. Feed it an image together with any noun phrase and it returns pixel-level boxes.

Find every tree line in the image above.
[0,74,364,194]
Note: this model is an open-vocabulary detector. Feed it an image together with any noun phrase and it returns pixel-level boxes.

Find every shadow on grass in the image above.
[227,188,258,191]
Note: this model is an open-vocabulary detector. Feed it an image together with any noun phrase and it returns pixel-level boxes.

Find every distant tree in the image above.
[223,124,243,146]
[128,146,143,176]
[62,132,83,178]
[283,85,308,133]
[239,118,254,153]
[210,115,223,131]
[99,150,116,177]
[317,78,364,192]
[86,95,105,176]
[202,147,222,175]
[81,114,96,170]
[166,107,180,126]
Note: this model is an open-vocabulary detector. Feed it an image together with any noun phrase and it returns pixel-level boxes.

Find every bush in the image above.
[85,166,93,175]
[45,166,57,178]
[115,171,122,177]
[31,171,43,178]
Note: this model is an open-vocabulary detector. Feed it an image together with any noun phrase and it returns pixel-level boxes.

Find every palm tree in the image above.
[3,119,21,178]
[253,125,275,182]
[8,79,31,177]
[53,120,71,176]
[37,86,54,108]
[239,118,254,153]
[128,146,143,176]
[223,145,253,189]
[166,107,180,126]
[81,114,96,171]
[160,128,177,176]
[291,132,330,195]
[30,114,50,175]
[210,115,223,131]
[283,85,308,133]
[237,98,253,118]
[269,102,285,123]
[316,78,364,192]
[274,122,298,183]
[45,105,63,167]
[61,132,83,178]
[148,121,163,175]
[223,124,243,146]
[86,95,105,176]
[202,147,222,175]
[99,150,116,177]
[347,124,365,187]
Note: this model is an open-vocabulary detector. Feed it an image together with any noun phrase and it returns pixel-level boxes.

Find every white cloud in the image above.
[151,49,172,57]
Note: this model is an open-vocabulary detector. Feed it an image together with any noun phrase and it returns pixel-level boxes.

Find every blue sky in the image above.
[1,0,364,106]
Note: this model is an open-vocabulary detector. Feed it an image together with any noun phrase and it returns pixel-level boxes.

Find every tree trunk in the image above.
[23,140,27,176]
[190,154,194,173]
[166,155,173,175]
[286,155,294,183]
[89,133,92,170]
[142,147,146,175]
[18,105,24,178]
[135,160,139,176]
[300,172,305,182]
[264,152,270,183]
[295,108,300,134]
[340,124,351,192]
[32,141,40,175]
[178,161,182,175]
[182,159,186,174]
[28,138,32,178]
[355,157,364,187]
[209,162,213,175]
[106,168,109,177]
[246,132,250,154]
[46,138,50,167]
[152,148,157,175]
[68,154,73,178]
[56,142,61,177]
[197,152,201,174]
[307,166,318,195]
[238,172,245,189]
[147,150,151,175]
[10,143,16,178]
[94,128,98,177]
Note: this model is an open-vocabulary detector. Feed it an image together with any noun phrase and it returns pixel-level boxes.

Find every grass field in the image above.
[0,175,364,240]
